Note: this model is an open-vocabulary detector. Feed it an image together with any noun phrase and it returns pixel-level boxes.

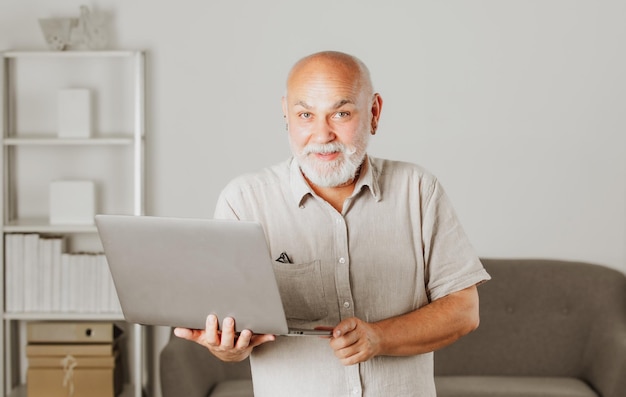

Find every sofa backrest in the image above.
[434,258,626,377]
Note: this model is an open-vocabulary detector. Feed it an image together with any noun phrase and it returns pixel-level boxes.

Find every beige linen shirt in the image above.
[214,156,490,397]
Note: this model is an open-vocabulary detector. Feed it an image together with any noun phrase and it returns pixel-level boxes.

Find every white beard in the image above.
[294,136,369,188]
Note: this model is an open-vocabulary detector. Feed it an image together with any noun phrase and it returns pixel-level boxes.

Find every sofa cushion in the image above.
[435,376,598,397]
[210,379,254,397]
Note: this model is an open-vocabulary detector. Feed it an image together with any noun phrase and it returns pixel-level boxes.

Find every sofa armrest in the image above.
[584,324,626,397]
[160,331,251,397]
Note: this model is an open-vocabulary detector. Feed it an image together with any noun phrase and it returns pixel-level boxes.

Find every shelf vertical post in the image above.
[133,50,146,397]
[1,51,7,397]
[134,51,145,217]
[134,323,143,397]
[3,321,8,397]
[0,52,5,397]
[128,48,150,397]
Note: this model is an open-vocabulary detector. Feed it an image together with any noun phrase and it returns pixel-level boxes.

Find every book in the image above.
[39,237,53,312]
[50,237,65,311]
[4,234,25,312]
[23,234,40,312]
[4,235,121,314]
[87,253,98,313]
[98,254,111,312]
[60,253,72,312]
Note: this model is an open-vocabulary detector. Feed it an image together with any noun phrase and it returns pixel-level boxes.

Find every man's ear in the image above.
[370,93,383,135]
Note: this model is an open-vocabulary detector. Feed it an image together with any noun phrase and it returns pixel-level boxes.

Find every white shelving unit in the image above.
[1,51,146,397]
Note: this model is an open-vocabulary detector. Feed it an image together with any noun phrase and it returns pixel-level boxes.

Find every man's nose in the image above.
[311,117,336,143]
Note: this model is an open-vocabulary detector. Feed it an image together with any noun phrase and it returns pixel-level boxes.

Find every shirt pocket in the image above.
[272,259,328,322]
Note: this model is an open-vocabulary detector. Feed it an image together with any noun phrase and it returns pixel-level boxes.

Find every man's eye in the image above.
[335,111,350,118]
[299,112,312,119]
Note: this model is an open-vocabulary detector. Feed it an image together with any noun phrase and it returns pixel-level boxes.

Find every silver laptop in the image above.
[95,215,329,336]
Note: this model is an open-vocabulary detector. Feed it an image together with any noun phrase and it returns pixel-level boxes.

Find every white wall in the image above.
[3,0,623,269]
[2,0,625,394]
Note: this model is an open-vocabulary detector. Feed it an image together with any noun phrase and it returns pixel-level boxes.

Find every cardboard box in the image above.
[27,353,122,397]
[27,322,122,344]
[27,346,122,397]
[27,324,123,397]
[26,343,116,357]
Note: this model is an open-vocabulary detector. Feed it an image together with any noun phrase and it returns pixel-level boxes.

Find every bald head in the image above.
[286,51,374,99]
[281,51,383,189]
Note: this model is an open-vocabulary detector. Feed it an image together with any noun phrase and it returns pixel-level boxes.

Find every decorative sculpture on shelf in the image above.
[38,5,108,51]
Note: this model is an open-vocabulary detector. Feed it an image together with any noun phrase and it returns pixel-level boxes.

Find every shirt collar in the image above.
[289,156,382,208]
[289,158,313,207]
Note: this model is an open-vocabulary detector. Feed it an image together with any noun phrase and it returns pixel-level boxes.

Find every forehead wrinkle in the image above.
[286,60,365,110]
[291,97,355,110]
[333,99,354,108]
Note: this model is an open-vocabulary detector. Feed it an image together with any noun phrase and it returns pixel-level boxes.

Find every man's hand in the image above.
[329,317,383,366]
[327,285,481,366]
[174,314,276,362]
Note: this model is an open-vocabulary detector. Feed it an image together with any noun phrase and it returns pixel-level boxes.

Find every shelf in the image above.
[3,312,124,321]
[2,48,146,397]
[3,50,140,59]
[3,219,98,233]
[8,382,136,397]
[3,136,136,146]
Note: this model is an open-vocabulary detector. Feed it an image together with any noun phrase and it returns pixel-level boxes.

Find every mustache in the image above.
[301,142,357,156]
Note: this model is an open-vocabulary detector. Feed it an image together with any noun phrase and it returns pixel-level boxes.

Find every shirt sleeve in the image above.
[213,186,241,220]
[421,178,490,301]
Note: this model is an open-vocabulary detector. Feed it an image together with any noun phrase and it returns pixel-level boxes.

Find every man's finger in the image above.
[204,314,220,345]
[333,317,358,338]
[220,317,237,347]
[235,329,252,349]
[173,327,193,339]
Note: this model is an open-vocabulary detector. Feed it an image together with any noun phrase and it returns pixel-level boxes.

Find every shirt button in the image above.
[352,387,360,395]
[339,257,346,264]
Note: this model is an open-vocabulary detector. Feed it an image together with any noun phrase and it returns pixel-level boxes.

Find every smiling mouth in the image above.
[314,151,341,161]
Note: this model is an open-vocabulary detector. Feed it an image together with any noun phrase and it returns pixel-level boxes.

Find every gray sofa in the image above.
[160,259,626,397]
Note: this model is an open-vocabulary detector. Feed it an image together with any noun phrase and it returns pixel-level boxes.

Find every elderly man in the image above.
[175,51,490,396]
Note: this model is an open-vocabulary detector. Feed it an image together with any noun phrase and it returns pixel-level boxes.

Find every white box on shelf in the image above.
[49,181,95,225]
[58,89,92,138]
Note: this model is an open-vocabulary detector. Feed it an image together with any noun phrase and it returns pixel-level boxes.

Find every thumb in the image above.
[333,317,358,338]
